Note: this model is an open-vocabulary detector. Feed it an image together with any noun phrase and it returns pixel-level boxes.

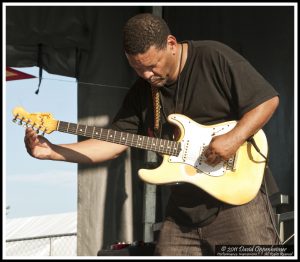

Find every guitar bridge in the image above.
[226,152,238,171]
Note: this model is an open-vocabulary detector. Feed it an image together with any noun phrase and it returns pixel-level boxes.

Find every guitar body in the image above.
[138,114,268,205]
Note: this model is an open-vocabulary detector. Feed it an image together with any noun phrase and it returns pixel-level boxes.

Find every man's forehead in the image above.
[126,47,163,67]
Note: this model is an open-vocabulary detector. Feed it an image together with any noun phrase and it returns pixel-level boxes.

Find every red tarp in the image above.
[6,67,36,81]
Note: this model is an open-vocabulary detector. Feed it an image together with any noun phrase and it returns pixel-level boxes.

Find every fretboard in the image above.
[57,121,181,156]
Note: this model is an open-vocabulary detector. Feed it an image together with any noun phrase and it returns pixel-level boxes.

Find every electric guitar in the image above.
[12,106,268,205]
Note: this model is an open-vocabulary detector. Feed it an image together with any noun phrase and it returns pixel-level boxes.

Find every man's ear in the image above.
[167,35,178,53]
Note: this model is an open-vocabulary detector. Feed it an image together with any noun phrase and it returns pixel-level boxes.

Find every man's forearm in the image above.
[231,96,279,145]
[50,139,128,164]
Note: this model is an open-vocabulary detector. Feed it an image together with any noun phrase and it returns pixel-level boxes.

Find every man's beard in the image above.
[148,75,168,87]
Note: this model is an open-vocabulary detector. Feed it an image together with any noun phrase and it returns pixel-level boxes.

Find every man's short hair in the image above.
[123,13,171,55]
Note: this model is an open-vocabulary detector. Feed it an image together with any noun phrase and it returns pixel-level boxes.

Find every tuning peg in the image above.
[12,114,19,123]
[25,119,31,127]
[18,118,24,125]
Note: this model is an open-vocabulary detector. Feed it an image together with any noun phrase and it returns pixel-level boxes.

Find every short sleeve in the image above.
[226,60,279,118]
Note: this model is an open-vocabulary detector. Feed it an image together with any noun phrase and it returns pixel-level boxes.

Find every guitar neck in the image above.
[57,121,181,156]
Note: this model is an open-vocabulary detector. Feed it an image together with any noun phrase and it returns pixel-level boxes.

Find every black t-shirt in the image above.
[111,40,279,226]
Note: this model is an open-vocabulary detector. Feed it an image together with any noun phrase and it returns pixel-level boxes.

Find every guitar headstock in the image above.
[12,106,58,134]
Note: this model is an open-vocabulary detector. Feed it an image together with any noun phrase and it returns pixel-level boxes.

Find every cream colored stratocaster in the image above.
[12,106,268,205]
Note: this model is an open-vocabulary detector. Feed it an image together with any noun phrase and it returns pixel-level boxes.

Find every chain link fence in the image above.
[6,233,77,256]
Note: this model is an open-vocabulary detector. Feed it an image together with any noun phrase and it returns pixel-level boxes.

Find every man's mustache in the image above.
[148,76,165,83]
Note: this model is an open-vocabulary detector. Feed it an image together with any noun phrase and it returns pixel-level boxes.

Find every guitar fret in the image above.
[158,139,162,153]
[77,125,85,135]
[171,142,176,154]
[113,130,116,142]
[93,127,100,139]
[85,126,90,136]
[159,139,163,153]
[86,126,93,137]
[150,137,155,151]
[110,130,114,141]
[150,137,154,151]
[120,132,128,145]
[157,139,161,152]
[162,141,167,153]
[106,129,110,141]
[118,131,122,144]
[92,126,95,138]
[141,136,145,148]
[172,142,176,155]
[108,130,112,141]
[109,130,116,142]
[59,122,65,132]
[69,123,77,134]
[152,138,157,152]
[137,135,142,148]
[100,127,103,139]
[164,140,168,154]
[168,141,173,154]
[57,121,63,131]
[171,141,176,155]
[134,135,138,147]
[151,138,156,151]
[117,133,120,142]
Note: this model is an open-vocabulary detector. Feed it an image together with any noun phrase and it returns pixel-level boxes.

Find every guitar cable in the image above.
[247,136,268,162]
[247,136,294,246]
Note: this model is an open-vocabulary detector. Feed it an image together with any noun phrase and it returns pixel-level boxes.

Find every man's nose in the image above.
[142,70,154,80]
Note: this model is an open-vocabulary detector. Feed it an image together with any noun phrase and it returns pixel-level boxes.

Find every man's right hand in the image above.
[24,128,53,160]
[24,127,129,164]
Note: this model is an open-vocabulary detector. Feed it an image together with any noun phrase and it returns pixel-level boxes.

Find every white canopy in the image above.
[6,212,77,256]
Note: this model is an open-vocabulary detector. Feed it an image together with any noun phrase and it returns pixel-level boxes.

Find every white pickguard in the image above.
[168,115,237,177]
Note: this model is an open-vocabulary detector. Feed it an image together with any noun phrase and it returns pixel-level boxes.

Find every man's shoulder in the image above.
[191,40,234,53]
[190,40,245,63]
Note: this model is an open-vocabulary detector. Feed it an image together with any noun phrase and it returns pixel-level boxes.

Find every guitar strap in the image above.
[150,43,184,136]
[151,85,161,132]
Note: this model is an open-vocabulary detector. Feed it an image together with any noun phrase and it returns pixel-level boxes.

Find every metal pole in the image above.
[142,5,163,243]
[152,6,163,17]
[49,237,52,256]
